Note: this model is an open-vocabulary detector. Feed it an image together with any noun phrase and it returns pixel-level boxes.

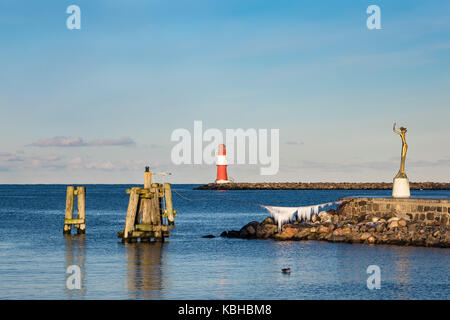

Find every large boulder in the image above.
[273,226,299,240]
[318,225,331,234]
[398,219,407,227]
[296,229,311,240]
[256,224,278,239]
[332,214,340,223]
[318,211,332,222]
[223,230,240,238]
[239,221,260,238]
[360,232,372,241]
[332,228,346,236]
[367,236,376,244]
[327,209,336,215]
[261,217,275,226]
[388,220,399,229]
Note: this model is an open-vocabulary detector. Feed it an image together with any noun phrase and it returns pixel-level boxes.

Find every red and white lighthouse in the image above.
[216,144,230,184]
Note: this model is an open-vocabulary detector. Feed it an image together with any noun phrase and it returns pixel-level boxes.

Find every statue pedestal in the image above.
[392,178,410,198]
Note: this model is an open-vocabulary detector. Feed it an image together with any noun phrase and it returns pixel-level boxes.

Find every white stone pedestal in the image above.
[392,178,410,198]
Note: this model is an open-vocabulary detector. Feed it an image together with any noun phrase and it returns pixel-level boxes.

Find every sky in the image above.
[0,0,449,184]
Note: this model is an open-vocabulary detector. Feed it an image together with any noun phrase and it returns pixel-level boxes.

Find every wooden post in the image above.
[64,186,75,234]
[123,188,140,242]
[141,198,152,224]
[140,167,152,239]
[76,186,86,234]
[140,197,152,242]
[147,187,157,226]
[163,183,174,225]
[144,166,152,189]
[151,185,163,241]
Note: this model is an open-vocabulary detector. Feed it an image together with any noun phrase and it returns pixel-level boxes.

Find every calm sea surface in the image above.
[0,184,449,299]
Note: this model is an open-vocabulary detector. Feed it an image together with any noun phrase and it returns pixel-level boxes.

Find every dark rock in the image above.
[357,214,367,223]
[226,230,240,238]
[256,224,278,239]
[239,221,259,238]
[202,234,216,238]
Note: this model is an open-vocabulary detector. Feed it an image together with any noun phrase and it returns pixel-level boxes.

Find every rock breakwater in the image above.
[196,182,450,190]
[220,208,450,248]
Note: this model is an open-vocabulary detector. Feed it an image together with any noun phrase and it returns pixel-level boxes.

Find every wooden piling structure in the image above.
[118,167,176,243]
[63,186,86,234]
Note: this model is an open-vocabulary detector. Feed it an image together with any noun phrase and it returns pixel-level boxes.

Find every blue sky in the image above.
[1,0,449,183]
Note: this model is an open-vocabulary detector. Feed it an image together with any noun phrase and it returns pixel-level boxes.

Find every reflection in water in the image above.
[392,247,411,299]
[125,242,165,299]
[64,234,86,298]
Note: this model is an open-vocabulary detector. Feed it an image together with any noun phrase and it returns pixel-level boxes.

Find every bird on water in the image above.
[282,268,291,274]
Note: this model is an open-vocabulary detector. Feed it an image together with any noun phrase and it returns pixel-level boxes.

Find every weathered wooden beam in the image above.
[151,186,163,241]
[144,171,152,189]
[122,188,140,240]
[64,218,85,225]
[163,183,175,225]
[63,186,75,234]
[129,231,154,238]
[141,198,152,225]
[118,230,170,239]
[118,230,153,238]
[126,188,145,194]
[125,188,155,198]
[135,224,169,232]
[76,186,86,234]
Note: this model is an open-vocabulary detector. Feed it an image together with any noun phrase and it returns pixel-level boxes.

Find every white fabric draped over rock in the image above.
[262,201,343,231]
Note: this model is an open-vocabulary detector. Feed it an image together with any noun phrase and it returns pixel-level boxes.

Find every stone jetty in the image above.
[220,199,450,248]
[196,182,450,190]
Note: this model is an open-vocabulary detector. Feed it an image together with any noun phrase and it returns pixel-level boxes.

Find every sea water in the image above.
[0,185,449,299]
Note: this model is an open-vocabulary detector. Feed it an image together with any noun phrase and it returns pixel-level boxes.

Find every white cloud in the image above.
[29,137,87,147]
[88,137,135,147]
[0,152,25,162]
[28,136,135,147]
[85,161,116,171]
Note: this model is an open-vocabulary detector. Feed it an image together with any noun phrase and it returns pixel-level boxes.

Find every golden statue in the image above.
[393,122,408,179]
